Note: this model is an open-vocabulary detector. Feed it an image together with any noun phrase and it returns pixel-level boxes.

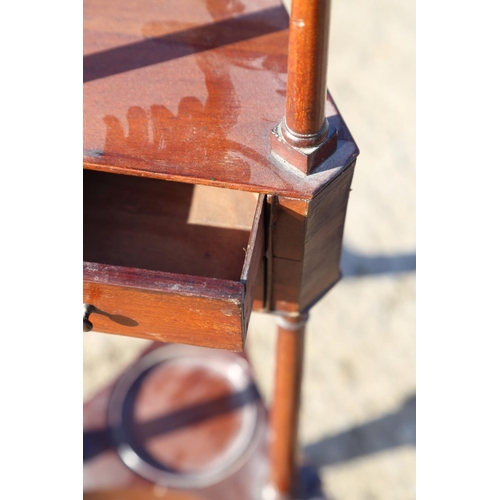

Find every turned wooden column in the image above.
[270,0,337,175]
[269,313,308,497]
[282,0,331,148]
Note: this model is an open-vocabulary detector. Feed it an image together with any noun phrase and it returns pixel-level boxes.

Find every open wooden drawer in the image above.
[83,170,265,351]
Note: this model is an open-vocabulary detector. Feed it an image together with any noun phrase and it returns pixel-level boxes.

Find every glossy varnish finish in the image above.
[84,264,246,350]
[269,161,356,313]
[83,170,265,350]
[84,0,359,496]
[269,314,307,495]
[284,0,331,142]
[270,0,338,175]
[84,0,358,198]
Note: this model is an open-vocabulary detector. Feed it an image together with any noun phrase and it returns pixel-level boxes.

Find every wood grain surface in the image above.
[83,0,358,198]
[298,161,355,308]
[83,171,265,350]
[268,160,356,313]
[241,194,266,339]
[83,266,245,350]
[269,314,307,495]
[283,0,331,142]
[83,2,359,496]
[84,170,255,281]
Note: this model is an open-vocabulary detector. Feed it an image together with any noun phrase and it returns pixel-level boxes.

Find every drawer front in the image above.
[84,266,244,350]
[83,195,265,351]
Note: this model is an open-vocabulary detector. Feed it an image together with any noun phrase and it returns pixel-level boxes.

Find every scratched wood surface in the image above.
[268,161,356,313]
[83,170,265,350]
[83,265,246,350]
[83,0,358,198]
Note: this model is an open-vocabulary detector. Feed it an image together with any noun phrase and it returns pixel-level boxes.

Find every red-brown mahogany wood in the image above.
[269,161,356,312]
[269,313,308,495]
[84,489,203,500]
[84,0,358,197]
[83,170,265,351]
[283,0,331,146]
[84,343,269,500]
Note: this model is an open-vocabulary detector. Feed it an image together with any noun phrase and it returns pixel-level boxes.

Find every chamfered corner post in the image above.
[269,312,309,497]
[270,0,337,175]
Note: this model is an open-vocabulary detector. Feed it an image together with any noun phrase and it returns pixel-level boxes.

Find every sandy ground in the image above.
[84,0,415,498]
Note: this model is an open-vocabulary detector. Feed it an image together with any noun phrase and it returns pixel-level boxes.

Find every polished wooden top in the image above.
[84,0,358,198]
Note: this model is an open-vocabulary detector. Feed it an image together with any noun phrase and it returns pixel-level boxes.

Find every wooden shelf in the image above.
[83,1,360,497]
[83,0,358,199]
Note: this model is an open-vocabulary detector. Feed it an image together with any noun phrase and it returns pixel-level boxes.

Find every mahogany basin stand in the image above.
[83,0,359,499]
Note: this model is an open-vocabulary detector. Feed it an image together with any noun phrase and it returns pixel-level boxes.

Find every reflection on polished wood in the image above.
[284,0,331,143]
[84,0,357,197]
[270,314,308,495]
[84,0,359,498]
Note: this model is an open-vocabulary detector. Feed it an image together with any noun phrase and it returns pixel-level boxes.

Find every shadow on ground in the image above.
[341,246,416,278]
[304,394,416,467]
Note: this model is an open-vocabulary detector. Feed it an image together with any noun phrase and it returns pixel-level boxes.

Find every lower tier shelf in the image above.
[83,342,326,500]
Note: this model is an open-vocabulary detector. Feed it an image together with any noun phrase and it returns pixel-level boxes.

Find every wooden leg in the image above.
[269,313,308,498]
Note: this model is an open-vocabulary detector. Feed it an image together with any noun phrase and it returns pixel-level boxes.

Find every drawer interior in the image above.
[84,170,260,281]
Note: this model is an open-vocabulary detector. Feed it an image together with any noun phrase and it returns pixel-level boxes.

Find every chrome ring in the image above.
[107,344,264,489]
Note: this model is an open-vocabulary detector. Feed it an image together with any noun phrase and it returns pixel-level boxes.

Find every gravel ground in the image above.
[84,0,415,498]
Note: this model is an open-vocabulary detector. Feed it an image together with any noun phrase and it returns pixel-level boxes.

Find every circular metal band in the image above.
[107,344,264,489]
[274,313,309,331]
[280,117,329,148]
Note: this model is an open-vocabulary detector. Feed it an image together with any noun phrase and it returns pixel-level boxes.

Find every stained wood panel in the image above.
[83,170,265,350]
[268,161,356,312]
[84,170,255,281]
[83,0,358,198]
[299,162,356,309]
[83,264,245,350]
